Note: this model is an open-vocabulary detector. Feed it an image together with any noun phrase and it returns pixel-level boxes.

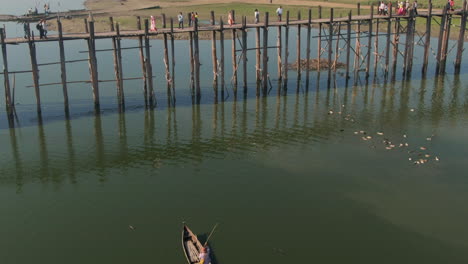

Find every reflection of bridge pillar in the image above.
[37,115,49,182]
[65,117,77,184]
[93,113,106,181]
[9,127,23,192]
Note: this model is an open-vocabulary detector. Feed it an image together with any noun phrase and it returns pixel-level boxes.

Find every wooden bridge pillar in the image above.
[137,17,148,106]
[327,8,334,88]
[256,26,261,96]
[455,0,468,74]
[404,9,416,79]
[211,11,218,103]
[384,7,392,80]
[317,6,322,72]
[242,15,248,95]
[189,30,195,101]
[305,9,312,90]
[194,18,201,103]
[353,3,361,79]
[57,19,69,113]
[345,11,352,83]
[296,10,302,85]
[436,7,449,75]
[422,1,432,76]
[391,17,401,81]
[231,10,238,99]
[366,5,373,80]
[283,11,290,91]
[262,12,269,96]
[144,19,155,106]
[87,21,100,109]
[0,28,13,115]
[27,29,41,114]
[162,14,172,103]
[277,21,283,85]
[109,17,124,107]
[170,17,176,105]
[219,17,225,100]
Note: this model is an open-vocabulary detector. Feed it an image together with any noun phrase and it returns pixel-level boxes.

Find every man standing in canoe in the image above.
[198,246,211,264]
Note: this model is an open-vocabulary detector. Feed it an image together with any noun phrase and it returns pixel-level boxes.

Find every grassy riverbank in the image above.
[48,0,463,40]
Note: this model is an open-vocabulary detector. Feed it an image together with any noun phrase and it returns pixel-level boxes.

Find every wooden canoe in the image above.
[182,224,204,264]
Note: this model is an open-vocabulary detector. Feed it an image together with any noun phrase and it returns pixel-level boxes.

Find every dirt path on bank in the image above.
[85,0,366,13]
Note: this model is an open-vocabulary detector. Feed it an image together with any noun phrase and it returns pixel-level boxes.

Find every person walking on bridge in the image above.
[413,0,418,15]
[178,12,184,29]
[150,16,157,31]
[254,9,260,23]
[41,19,48,38]
[228,11,234,26]
[189,12,194,27]
[23,23,29,39]
[276,6,283,21]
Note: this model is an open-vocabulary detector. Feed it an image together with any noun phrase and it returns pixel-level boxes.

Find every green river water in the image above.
[1,2,468,262]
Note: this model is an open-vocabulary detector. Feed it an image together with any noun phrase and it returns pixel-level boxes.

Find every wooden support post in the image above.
[436,7,448,75]
[116,23,124,106]
[277,24,282,83]
[327,8,334,87]
[84,18,89,33]
[405,9,416,78]
[109,17,123,105]
[87,21,100,108]
[262,12,269,96]
[346,11,352,81]
[189,31,195,99]
[296,11,302,81]
[385,8,392,79]
[219,17,225,99]
[57,19,69,113]
[440,12,452,75]
[137,17,148,106]
[0,28,13,114]
[231,11,238,98]
[455,0,467,74]
[366,5,373,79]
[170,18,176,103]
[256,26,261,96]
[354,3,361,76]
[373,18,380,79]
[334,22,341,73]
[162,14,172,101]
[194,18,201,102]
[318,6,322,71]
[144,19,155,106]
[27,29,41,113]
[211,11,218,102]
[283,11,290,90]
[422,2,432,76]
[391,18,400,81]
[242,16,248,94]
[305,9,312,90]
[403,15,410,77]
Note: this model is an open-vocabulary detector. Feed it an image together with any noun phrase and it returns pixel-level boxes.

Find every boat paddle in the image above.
[203,223,219,247]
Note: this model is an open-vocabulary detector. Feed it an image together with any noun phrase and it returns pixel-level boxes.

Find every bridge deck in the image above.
[1,10,460,45]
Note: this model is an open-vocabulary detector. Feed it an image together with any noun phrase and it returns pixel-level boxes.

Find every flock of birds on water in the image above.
[328,106,440,166]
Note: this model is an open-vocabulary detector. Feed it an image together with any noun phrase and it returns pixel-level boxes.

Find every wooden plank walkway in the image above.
[2,10,458,45]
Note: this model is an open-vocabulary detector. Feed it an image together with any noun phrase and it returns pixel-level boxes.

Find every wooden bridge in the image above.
[1,1,467,120]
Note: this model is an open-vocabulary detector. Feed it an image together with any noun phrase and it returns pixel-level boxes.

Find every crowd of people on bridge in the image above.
[378,0,456,16]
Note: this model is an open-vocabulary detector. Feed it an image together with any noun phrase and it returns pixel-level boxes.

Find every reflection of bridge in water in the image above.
[1,2,468,120]
[2,74,467,191]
